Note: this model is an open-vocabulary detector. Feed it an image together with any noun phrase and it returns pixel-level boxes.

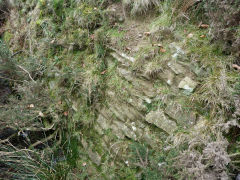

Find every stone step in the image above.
[108,46,135,65]
[110,52,131,67]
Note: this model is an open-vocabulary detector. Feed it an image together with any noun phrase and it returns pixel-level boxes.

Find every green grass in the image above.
[107,27,127,50]
[1,0,239,179]
[123,0,160,16]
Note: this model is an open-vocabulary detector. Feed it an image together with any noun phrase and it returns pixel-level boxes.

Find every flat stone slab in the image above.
[158,69,175,85]
[110,52,130,67]
[117,68,156,97]
[113,121,137,140]
[165,102,197,127]
[178,76,197,92]
[168,60,186,75]
[145,110,177,134]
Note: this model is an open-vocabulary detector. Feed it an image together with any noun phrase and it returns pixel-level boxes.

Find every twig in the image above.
[0,133,16,144]
[29,130,58,149]
[232,64,240,71]
[229,152,240,157]
[0,149,35,157]
[232,160,240,164]
[145,148,148,166]
[16,65,36,83]
[23,124,55,132]
[0,9,8,14]
[136,148,145,167]
[11,50,23,58]
[0,75,24,82]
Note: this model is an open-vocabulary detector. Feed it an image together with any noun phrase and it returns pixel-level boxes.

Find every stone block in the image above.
[145,110,177,134]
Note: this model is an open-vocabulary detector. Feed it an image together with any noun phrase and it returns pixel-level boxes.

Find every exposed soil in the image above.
[120,19,150,54]
[108,3,156,57]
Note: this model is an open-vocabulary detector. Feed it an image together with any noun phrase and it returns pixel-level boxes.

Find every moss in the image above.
[67,28,89,50]
[2,0,239,179]
[39,0,46,6]
[107,27,127,49]
[107,74,132,100]
[69,3,103,30]
[143,99,165,113]
[94,27,108,59]
[3,31,13,45]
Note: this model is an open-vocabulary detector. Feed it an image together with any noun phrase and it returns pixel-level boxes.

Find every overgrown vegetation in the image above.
[0,0,239,179]
[123,0,160,16]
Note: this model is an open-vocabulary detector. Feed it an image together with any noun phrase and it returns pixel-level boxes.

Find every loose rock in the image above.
[178,76,197,92]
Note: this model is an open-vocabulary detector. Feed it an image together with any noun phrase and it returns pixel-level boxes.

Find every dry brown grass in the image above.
[172,0,199,20]
[123,0,160,16]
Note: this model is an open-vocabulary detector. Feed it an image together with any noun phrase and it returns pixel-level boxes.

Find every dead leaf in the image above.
[101,70,107,75]
[187,33,193,38]
[144,32,151,36]
[199,24,209,29]
[28,104,34,108]
[153,44,163,48]
[126,47,131,51]
[82,162,87,166]
[39,111,44,117]
[160,48,166,53]
[200,35,206,38]
[90,34,95,40]
[232,64,240,71]
[64,111,68,116]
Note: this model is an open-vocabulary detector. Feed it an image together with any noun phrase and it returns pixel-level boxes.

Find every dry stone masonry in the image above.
[84,43,201,165]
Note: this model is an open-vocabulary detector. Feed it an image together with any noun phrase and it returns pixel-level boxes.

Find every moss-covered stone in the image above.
[146,110,177,134]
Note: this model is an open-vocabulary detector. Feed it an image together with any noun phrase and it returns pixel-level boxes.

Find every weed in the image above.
[0,144,53,179]
[149,1,172,29]
[193,65,235,115]
[123,0,160,16]
[69,2,102,30]
[1,0,239,179]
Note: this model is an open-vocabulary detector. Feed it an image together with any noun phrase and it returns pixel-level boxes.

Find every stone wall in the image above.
[80,43,203,168]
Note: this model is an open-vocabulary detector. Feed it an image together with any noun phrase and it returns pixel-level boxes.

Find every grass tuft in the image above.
[123,0,160,16]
